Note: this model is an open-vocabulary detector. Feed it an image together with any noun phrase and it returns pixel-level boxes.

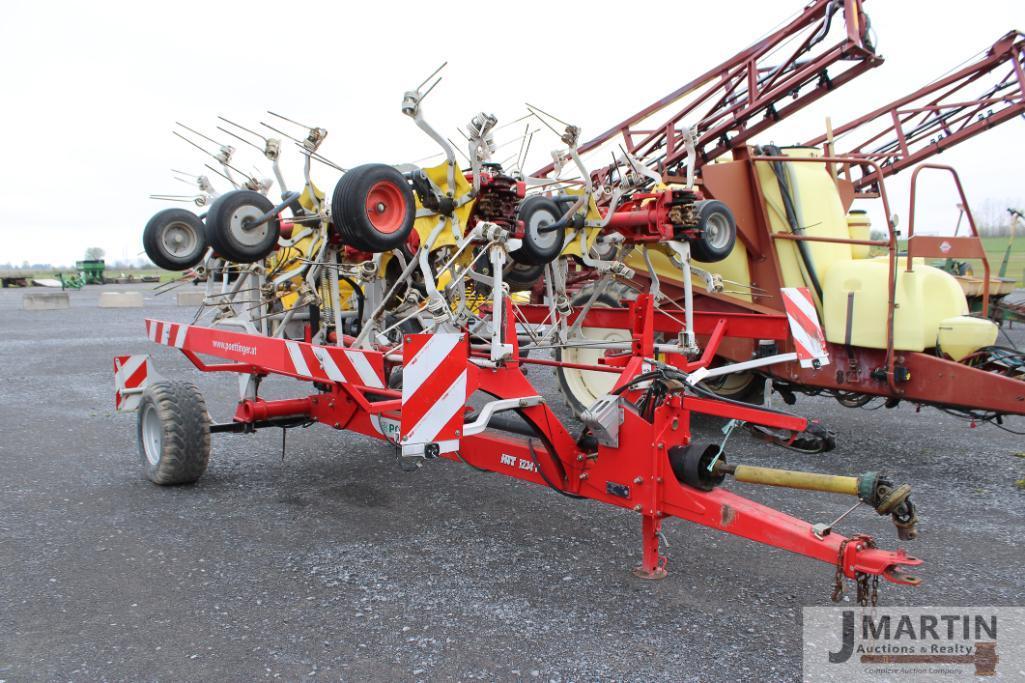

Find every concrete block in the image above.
[23,292,70,310]
[98,291,144,308]
[176,290,206,307]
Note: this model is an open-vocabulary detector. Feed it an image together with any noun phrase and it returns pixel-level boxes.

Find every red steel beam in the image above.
[534,0,880,179]
[805,31,1025,194]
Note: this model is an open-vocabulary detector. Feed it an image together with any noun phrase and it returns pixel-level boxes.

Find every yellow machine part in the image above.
[558,188,604,259]
[847,210,872,259]
[820,256,998,353]
[937,316,998,361]
[413,161,475,251]
[625,243,754,303]
[628,146,996,358]
[622,183,754,302]
[753,147,853,302]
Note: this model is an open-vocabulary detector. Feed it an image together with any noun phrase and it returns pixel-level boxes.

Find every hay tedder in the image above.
[123,0,1025,604]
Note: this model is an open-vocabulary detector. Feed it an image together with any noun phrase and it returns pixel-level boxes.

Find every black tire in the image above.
[205,190,280,263]
[504,261,546,292]
[136,381,211,485]
[511,196,564,266]
[332,164,415,252]
[143,209,207,271]
[690,200,736,263]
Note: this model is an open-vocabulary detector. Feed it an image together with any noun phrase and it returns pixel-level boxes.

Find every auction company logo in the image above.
[803,607,1024,681]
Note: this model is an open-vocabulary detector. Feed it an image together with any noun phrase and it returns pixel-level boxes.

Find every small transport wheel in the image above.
[204,190,280,263]
[511,196,564,266]
[689,199,736,263]
[137,381,211,485]
[143,208,207,271]
[332,164,416,252]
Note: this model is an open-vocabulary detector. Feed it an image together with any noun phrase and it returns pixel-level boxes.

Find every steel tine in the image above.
[173,131,220,159]
[446,139,471,163]
[217,116,269,142]
[260,121,304,144]
[267,111,317,131]
[420,76,442,101]
[175,122,224,148]
[525,102,571,128]
[417,62,447,92]
[204,163,234,183]
[217,126,264,152]
[495,112,532,132]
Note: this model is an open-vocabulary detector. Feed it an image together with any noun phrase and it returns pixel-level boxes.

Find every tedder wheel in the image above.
[689,199,736,263]
[332,164,415,253]
[136,380,211,485]
[204,190,281,263]
[511,196,565,266]
[143,208,207,271]
[504,261,546,292]
[556,282,636,416]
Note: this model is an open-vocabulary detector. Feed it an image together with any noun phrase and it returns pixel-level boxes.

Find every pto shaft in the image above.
[717,463,859,496]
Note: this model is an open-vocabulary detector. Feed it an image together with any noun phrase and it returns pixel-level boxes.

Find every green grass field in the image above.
[875,235,1025,286]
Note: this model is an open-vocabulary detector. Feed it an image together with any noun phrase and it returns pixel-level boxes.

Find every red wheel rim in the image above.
[364,180,406,234]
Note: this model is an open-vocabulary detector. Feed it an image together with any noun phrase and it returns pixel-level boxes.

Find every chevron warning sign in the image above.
[400,333,469,457]
[114,355,153,412]
[780,287,830,369]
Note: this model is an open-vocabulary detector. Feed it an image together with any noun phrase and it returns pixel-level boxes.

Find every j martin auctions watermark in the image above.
[803,607,1025,681]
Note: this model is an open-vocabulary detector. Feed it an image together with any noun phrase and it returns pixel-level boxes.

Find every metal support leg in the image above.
[633,514,668,579]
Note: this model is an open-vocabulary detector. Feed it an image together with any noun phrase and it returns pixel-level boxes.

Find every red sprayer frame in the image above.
[141,293,921,590]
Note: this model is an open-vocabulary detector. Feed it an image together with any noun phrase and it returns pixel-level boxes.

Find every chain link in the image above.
[832,536,881,606]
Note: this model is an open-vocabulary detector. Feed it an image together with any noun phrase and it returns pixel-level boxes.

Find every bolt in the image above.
[658,442,665,449]
[576,454,585,462]
[656,477,663,484]
[579,473,589,480]
[633,504,643,512]
[328,400,335,408]
[333,422,340,429]
[633,476,643,485]
[454,430,461,437]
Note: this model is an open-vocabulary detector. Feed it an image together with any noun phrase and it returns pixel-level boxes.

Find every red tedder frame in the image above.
[804,30,1025,196]
[142,293,921,589]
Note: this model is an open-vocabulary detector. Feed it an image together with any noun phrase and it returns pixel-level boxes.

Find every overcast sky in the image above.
[1,0,1022,266]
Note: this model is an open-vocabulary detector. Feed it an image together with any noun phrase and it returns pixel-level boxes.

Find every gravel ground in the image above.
[1,284,1023,682]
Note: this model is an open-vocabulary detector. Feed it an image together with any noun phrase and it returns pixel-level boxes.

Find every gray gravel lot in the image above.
[1,284,1023,681]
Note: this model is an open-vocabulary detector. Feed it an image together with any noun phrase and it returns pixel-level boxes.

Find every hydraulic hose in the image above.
[761,145,824,300]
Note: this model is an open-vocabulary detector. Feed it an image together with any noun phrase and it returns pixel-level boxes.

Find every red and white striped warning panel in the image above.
[400,333,469,457]
[146,319,189,348]
[114,355,154,412]
[143,319,386,388]
[780,287,830,368]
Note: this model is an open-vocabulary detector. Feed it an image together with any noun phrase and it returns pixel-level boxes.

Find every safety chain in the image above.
[831,538,851,602]
[832,536,880,606]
